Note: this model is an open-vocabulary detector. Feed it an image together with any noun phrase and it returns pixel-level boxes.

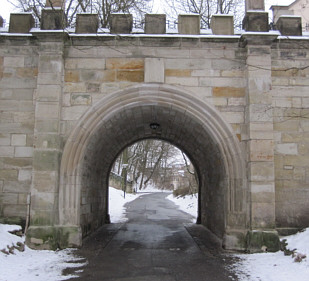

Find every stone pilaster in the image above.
[26,31,78,249]
[241,33,280,252]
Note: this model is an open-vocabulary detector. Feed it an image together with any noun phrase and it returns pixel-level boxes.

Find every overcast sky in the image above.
[2,0,295,24]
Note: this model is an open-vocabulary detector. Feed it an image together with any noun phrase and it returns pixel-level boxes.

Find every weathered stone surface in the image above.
[1,21,309,253]
[211,15,234,35]
[213,87,245,97]
[9,13,34,33]
[110,14,133,34]
[242,12,269,32]
[178,14,200,35]
[106,58,144,70]
[245,0,265,11]
[41,9,66,30]
[145,14,166,34]
[276,16,302,36]
[11,134,27,146]
[145,58,164,83]
[76,14,99,34]
[71,94,92,105]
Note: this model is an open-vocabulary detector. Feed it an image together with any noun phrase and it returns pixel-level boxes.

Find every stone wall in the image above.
[272,40,309,230]
[0,2,309,251]
[0,39,38,226]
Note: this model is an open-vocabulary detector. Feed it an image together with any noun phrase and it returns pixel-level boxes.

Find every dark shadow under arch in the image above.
[59,83,247,250]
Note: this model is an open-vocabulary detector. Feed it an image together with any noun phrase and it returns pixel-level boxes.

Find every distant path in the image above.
[68,192,237,281]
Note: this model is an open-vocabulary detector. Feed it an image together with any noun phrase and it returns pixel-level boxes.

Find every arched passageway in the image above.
[59,84,247,249]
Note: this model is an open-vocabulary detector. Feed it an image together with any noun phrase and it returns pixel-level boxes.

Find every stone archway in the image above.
[59,83,247,250]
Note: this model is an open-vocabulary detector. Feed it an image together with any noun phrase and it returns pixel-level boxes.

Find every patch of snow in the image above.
[109,186,143,222]
[0,224,23,251]
[166,193,198,221]
[0,224,86,281]
[232,228,309,281]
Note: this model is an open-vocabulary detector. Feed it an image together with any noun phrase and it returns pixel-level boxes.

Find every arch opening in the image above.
[108,139,199,223]
[59,84,247,249]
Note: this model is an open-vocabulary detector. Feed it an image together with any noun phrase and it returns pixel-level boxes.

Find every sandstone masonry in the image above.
[0,1,309,252]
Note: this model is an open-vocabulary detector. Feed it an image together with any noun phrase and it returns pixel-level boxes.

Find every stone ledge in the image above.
[26,225,82,250]
[246,230,280,253]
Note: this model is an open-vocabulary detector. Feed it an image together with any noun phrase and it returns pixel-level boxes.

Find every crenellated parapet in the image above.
[0,0,305,37]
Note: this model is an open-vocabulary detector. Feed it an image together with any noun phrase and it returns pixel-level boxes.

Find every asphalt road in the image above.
[66,192,237,281]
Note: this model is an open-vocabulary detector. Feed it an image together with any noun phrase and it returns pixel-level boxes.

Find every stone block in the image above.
[9,13,34,33]
[35,120,59,133]
[65,70,80,83]
[275,143,298,155]
[36,102,59,120]
[3,56,25,68]
[145,14,166,34]
[245,0,265,11]
[0,134,10,146]
[145,58,164,83]
[32,171,58,192]
[41,8,66,30]
[246,230,279,253]
[11,134,27,146]
[71,94,92,105]
[249,140,274,161]
[0,170,18,181]
[211,15,234,35]
[18,170,32,181]
[0,147,14,157]
[106,58,144,70]
[117,70,144,82]
[110,14,133,34]
[222,112,244,124]
[38,72,62,85]
[76,14,99,34]
[15,147,33,158]
[178,14,200,35]
[276,16,302,36]
[33,150,61,171]
[213,87,245,98]
[2,193,18,205]
[45,0,65,8]
[251,202,276,228]
[39,55,63,74]
[37,85,61,102]
[249,162,274,181]
[242,11,269,32]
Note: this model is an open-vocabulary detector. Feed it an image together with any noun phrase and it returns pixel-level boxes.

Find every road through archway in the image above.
[59,83,247,250]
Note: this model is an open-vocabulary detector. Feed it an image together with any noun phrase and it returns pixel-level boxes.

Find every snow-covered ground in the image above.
[0,187,137,281]
[169,193,309,281]
[0,224,86,281]
[232,228,309,281]
[166,193,198,221]
[109,186,143,222]
[1,187,309,281]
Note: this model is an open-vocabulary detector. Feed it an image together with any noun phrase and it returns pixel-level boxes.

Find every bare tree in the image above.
[8,0,152,27]
[111,139,197,193]
[164,0,244,29]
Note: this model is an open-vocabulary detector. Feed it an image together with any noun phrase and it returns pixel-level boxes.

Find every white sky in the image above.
[1,0,295,25]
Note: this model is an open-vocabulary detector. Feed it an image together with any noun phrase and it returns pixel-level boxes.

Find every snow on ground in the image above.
[231,228,309,281]
[0,225,86,281]
[0,187,141,281]
[166,193,198,221]
[109,186,143,222]
[2,188,309,281]
[166,192,309,281]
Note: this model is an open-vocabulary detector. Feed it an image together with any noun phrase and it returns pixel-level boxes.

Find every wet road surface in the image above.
[67,192,237,281]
